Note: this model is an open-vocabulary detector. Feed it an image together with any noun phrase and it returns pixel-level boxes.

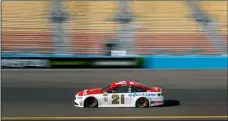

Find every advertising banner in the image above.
[1,57,144,69]
[1,59,50,68]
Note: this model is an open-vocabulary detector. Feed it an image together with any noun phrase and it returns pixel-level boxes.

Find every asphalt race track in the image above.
[1,69,228,120]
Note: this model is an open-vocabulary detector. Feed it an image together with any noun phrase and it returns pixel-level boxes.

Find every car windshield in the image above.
[101,84,111,92]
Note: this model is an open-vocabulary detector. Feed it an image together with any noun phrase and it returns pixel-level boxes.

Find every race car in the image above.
[73,80,164,108]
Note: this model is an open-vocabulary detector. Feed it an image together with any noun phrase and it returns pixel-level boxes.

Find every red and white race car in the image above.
[73,80,164,108]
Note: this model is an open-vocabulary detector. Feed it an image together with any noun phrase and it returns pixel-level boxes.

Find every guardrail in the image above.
[1,53,144,69]
[1,53,227,69]
[144,55,228,69]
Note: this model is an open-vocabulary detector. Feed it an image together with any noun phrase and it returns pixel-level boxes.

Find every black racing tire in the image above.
[135,97,149,108]
[84,97,98,108]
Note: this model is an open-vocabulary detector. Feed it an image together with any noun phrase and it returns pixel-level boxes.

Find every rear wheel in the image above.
[135,97,149,108]
[84,97,98,108]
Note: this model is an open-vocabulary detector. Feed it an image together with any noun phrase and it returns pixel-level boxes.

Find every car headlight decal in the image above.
[77,97,83,99]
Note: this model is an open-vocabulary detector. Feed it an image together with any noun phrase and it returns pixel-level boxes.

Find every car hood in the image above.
[77,88,102,96]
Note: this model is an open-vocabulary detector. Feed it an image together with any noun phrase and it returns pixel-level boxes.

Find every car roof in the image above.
[111,80,150,89]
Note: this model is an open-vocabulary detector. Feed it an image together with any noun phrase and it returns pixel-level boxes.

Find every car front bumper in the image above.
[150,96,164,107]
[73,97,84,108]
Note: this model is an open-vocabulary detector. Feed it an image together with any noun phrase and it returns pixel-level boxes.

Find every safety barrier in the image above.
[144,55,228,69]
[1,53,144,69]
[1,53,227,69]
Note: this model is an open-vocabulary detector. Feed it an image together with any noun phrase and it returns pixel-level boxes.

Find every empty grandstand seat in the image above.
[2,1,227,55]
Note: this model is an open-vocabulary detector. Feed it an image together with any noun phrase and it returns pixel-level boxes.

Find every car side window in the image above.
[131,86,147,92]
[108,86,129,93]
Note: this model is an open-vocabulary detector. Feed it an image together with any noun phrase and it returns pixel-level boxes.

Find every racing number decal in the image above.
[112,95,118,104]
[112,94,124,104]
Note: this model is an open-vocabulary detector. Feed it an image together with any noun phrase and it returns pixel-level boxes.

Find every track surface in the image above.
[1,69,228,119]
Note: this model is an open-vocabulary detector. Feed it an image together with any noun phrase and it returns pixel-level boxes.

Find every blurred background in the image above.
[1,0,227,56]
[1,1,228,119]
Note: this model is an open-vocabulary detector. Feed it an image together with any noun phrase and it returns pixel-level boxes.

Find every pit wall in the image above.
[1,53,227,69]
[144,55,228,69]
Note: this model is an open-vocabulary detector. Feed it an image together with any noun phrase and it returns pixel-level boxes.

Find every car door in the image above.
[107,85,131,107]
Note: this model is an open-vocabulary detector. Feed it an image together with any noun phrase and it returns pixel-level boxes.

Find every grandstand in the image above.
[2,1,227,55]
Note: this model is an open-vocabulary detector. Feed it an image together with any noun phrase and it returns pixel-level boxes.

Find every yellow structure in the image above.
[2,1,227,54]
[2,1,50,32]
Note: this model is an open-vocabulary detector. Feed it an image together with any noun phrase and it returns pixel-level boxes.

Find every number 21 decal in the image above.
[112,94,124,104]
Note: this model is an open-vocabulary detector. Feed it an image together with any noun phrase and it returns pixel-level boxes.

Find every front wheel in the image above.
[84,97,98,108]
[135,97,149,108]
